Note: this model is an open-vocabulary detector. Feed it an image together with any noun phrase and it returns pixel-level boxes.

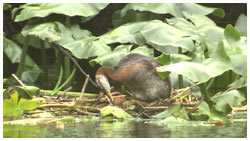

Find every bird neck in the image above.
[96,66,123,82]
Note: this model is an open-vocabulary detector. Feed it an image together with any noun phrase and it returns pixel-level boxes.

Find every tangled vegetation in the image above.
[3,3,247,126]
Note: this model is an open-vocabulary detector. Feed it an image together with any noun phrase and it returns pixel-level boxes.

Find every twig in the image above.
[134,100,146,110]
[80,75,89,100]
[53,42,98,88]
[57,86,72,100]
[38,103,74,108]
[75,108,100,116]
[11,73,26,87]
[144,106,168,110]
[169,82,201,102]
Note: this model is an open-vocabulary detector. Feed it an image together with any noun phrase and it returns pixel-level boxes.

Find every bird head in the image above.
[95,74,114,103]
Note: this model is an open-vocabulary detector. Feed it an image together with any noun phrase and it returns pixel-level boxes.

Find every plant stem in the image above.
[53,42,98,87]
[64,55,71,86]
[52,66,63,92]
[199,83,209,103]
[41,89,97,97]
[178,47,183,88]
[11,73,26,87]
[229,70,232,84]
[40,40,48,86]
[80,75,89,100]
[64,16,72,88]
[66,16,71,27]
[16,36,29,78]
[50,66,76,95]
[206,78,215,90]
[234,74,240,81]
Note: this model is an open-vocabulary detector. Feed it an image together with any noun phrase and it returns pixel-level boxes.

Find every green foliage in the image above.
[89,45,153,67]
[60,25,111,59]
[120,3,224,18]
[21,22,111,59]
[223,25,247,75]
[157,42,231,82]
[13,3,109,22]
[3,3,247,121]
[3,3,11,11]
[4,86,40,100]
[154,104,189,120]
[227,75,247,90]
[211,90,245,114]
[196,101,211,116]
[3,92,42,118]
[170,54,192,64]
[113,10,161,28]
[235,14,247,36]
[3,36,41,83]
[100,106,132,119]
[193,89,245,121]
[22,22,62,42]
[99,20,195,54]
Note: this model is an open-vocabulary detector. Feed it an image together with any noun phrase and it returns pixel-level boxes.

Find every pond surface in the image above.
[3,119,247,138]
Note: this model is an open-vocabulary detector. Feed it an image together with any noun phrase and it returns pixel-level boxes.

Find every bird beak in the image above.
[96,75,114,104]
[106,91,114,104]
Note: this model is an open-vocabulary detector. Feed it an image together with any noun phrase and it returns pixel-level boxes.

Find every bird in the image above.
[95,53,171,103]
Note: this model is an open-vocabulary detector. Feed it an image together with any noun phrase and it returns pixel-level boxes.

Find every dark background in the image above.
[3,3,247,93]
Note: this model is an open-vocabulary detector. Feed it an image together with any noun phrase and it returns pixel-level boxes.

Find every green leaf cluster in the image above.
[3,92,43,118]
[100,106,132,119]
[3,3,247,121]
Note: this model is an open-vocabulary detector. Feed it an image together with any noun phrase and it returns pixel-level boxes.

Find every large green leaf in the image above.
[100,106,132,119]
[14,3,109,22]
[89,45,154,67]
[156,42,231,83]
[21,22,111,59]
[99,20,195,53]
[170,54,191,64]
[121,3,224,18]
[195,25,224,58]
[3,92,22,118]
[16,34,51,49]
[166,15,224,54]
[227,75,247,90]
[197,101,211,116]
[211,90,246,114]
[140,24,195,53]
[3,92,41,118]
[183,11,216,27]
[56,23,111,59]
[98,22,140,45]
[154,103,189,120]
[4,86,40,100]
[157,43,231,82]
[155,53,171,65]
[234,14,247,36]
[223,25,247,75]
[89,45,132,67]
[112,9,161,28]
[3,36,41,83]
[224,25,241,47]
[21,22,62,42]
[166,16,224,57]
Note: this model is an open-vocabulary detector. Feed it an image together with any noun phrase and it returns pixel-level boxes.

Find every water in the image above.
[3,119,247,138]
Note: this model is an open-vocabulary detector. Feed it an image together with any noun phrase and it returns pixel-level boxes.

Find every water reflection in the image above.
[4,119,247,138]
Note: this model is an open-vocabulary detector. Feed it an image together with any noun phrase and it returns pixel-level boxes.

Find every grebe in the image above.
[95,53,171,102]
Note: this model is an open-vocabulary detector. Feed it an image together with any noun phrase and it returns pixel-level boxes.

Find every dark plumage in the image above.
[96,53,171,102]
